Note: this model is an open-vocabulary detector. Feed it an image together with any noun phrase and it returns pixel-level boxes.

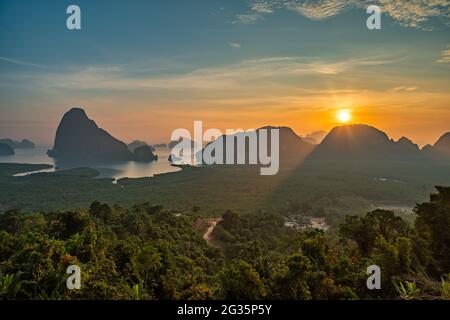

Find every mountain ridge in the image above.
[309,124,427,161]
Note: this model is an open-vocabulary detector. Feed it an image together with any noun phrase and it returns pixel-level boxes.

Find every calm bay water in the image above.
[0,146,181,179]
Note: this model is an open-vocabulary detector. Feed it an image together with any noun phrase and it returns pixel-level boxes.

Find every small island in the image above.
[0,138,35,149]
[48,108,158,163]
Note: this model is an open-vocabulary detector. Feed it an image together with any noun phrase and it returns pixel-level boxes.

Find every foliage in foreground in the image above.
[0,187,449,300]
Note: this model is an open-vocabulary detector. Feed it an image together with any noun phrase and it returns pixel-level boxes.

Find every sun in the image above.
[337,109,352,123]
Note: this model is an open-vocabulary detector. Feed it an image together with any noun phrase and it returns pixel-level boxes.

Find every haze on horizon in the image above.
[0,0,449,147]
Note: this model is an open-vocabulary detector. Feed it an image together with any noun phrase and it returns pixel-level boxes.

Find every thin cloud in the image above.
[229,42,242,48]
[233,0,277,24]
[392,86,419,92]
[377,0,449,29]
[233,13,262,25]
[287,0,355,20]
[251,1,275,13]
[437,47,450,63]
[0,56,46,69]
[32,55,398,92]
[237,0,450,29]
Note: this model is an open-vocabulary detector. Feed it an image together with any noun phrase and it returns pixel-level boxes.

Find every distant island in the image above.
[128,140,155,152]
[128,140,158,162]
[0,138,35,149]
[192,126,314,166]
[310,124,421,161]
[184,124,450,166]
[168,138,200,149]
[309,124,450,162]
[47,108,158,163]
[133,145,158,162]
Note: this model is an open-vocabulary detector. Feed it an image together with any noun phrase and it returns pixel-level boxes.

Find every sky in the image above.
[0,0,449,146]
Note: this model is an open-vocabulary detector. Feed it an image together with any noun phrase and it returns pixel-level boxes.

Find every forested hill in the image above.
[1,160,449,215]
[0,187,449,300]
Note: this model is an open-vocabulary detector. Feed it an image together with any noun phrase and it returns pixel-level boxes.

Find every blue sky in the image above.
[0,0,449,145]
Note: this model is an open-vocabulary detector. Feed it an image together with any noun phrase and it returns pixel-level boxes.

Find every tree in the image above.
[273,253,312,300]
[220,260,266,300]
[89,201,112,222]
[414,186,450,274]
[340,209,410,255]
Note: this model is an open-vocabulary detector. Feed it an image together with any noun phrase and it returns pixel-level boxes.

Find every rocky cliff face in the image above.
[48,108,154,163]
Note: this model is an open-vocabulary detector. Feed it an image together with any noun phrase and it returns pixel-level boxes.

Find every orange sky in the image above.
[1,2,449,147]
[78,87,448,148]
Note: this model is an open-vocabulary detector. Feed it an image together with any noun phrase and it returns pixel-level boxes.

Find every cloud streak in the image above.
[235,0,450,29]
[233,13,262,25]
[437,46,450,63]
[251,1,275,13]
[33,55,397,92]
[392,86,419,92]
[377,0,450,29]
[286,0,356,20]
[229,42,242,48]
[0,56,46,69]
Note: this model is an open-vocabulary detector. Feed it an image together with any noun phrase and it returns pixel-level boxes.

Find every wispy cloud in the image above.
[0,56,46,69]
[233,13,262,25]
[391,86,419,92]
[229,42,242,48]
[233,0,277,24]
[437,46,450,63]
[236,0,450,29]
[251,1,275,13]
[28,55,397,93]
[377,0,450,29]
[286,0,356,20]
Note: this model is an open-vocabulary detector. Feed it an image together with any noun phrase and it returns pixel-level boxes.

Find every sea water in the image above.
[0,146,181,179]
